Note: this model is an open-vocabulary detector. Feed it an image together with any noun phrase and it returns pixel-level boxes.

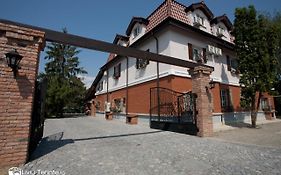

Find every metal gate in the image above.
[150,87,197,134]
[29,78,47,156]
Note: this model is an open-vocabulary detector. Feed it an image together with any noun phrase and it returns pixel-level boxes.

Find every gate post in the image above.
[190,66,213,137]
[0,22,45,168]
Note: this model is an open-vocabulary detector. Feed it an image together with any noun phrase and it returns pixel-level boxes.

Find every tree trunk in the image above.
[250,92,262,128]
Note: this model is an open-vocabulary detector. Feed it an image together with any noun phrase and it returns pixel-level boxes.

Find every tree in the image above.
[270,12,281,116]
[42,28,87,117]
[233,6,278,127]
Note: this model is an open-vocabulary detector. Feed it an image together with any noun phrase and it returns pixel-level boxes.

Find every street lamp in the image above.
[5,49,23,78]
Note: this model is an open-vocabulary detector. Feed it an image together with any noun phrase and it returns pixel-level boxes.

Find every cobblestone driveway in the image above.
[22,115,281,175]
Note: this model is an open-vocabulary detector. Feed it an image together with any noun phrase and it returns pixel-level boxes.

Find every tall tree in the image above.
[42,28,87,117]
[270,12,281,116]
[233,6,278,127]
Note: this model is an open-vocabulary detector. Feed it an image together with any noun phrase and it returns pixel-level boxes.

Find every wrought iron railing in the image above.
[150,87,196,123]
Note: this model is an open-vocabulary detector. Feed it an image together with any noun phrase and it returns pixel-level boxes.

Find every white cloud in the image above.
[78,75,96,89]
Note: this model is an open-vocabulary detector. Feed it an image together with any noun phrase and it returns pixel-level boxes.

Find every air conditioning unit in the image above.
[207,45,215,54]
[215,48,222,56]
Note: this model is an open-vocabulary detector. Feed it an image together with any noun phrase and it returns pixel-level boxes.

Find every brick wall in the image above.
[94,75,189,115]
[0,22,45,167]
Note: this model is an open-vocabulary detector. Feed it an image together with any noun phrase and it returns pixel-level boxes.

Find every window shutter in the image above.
[114,66,116,77]
[118,63,121,77]
[226,55,231,71]
[188,43,193,60]
[203,48,207,63]
[136,58,139,69]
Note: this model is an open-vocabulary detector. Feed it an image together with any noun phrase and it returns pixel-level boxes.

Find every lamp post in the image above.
[5,49,23,78]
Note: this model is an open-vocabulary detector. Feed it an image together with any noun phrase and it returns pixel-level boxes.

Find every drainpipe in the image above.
[126,56,129,116]
[106,68,109,104]
[152,34,160,120]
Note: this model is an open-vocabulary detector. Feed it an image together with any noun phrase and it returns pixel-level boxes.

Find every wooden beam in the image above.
[0,18,213,69]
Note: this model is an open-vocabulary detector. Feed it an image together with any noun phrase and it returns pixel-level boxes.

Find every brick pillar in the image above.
[190,66,214,137]
[0,22,45,168]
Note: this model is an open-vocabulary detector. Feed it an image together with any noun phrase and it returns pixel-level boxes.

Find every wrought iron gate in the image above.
[29,78,47,156]
[150,87,197,134]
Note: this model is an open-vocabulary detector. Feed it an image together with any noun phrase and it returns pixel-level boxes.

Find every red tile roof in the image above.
[107,0,233,63]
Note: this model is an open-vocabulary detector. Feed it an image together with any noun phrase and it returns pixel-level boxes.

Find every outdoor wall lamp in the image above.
[209,80,215,89]
[5,49,23,78]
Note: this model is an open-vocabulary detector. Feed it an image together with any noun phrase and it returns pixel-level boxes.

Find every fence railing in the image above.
[150,87,196,123]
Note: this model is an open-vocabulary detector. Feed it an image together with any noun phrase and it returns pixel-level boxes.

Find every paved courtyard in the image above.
[21,115,281,175]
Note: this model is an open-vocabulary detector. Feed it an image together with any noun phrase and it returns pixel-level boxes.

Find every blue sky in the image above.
[0,0,280,87]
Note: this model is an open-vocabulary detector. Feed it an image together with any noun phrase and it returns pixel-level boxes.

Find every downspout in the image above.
[152,34,160,119]
[126,56,129,116]
[106,68,109,105]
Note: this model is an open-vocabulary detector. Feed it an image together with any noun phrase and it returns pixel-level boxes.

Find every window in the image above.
[136,49,150,69]
[188,43,207,63]
[220,89,233,112]
[217,26,225,37]
[112,98,125,113]
[113,63,121,79]
[227,56,239,74]
[261,98,269,111]
[194,15,204,27]
[230,59,238,70]
[133,26,141,38]
[97,81,103,91]
[193,48,201,61]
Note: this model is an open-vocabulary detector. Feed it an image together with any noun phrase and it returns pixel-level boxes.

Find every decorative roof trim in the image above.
[125,17,149,36]
[211,15,233,30]
[185,1,214,20]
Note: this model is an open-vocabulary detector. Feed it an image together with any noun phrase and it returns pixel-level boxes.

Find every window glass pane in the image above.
[231,59,238,69]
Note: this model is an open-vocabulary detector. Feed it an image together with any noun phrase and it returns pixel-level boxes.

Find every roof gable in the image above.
[185,1,214,20]
[211,15,233,30]
[126,17,149,36]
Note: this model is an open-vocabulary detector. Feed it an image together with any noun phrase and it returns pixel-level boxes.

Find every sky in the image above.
[0,0,280,88]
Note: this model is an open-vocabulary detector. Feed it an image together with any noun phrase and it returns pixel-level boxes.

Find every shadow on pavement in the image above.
[74,131,163,142]
[150,121,198,135]
[29,130,164,162]
[224,122,252,128]
[29,132,74,161]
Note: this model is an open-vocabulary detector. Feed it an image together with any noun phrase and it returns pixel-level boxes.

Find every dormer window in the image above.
[217,26,225,37]
[133,26,141,38]
[193,14,204,27]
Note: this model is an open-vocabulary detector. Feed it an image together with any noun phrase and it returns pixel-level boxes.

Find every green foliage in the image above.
[41,28,87,117]
[233,6,278,110]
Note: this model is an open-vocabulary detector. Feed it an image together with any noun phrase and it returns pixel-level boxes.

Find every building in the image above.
[87,0,275,127]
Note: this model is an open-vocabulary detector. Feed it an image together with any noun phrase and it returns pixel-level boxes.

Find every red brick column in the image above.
[90,101,96,117]
[190,66,214,137]
[0,22,45,168]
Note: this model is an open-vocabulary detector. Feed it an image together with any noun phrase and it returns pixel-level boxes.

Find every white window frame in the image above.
[133,26,141,38]
[230,59,238,70]
[192,47,203,62]
[193,14,204,27]
[217,26,225,36]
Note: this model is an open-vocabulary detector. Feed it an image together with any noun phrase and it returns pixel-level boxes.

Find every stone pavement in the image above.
[212,121,281,148]
[20,115,281,175]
